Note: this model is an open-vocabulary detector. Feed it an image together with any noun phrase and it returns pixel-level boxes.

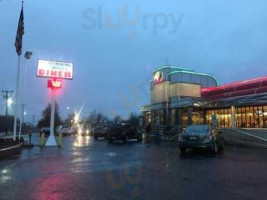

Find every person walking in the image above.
[145,124,151,136]
[29,131,32,144]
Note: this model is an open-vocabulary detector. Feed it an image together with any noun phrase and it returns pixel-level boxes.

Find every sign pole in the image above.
[45,87,57,146]
[36,59,73,146]
[18,104,25,140]
[13,55,21,141]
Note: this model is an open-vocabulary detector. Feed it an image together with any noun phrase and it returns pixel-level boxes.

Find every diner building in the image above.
[141,66,267,129]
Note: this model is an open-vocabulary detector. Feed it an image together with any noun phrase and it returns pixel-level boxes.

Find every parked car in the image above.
[93,125,109,140]
[39,127,50,137]
[76,125,90,136]
[68,127,77,135]
[106,123,142,143]
[178,125,224,154]
[56,125,71,136]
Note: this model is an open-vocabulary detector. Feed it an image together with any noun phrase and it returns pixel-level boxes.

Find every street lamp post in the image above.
[19,104,25,138]
[19,51,32,139]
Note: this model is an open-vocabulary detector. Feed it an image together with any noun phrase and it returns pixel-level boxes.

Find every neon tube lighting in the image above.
[153,66,194,73]
[202,76,267,93]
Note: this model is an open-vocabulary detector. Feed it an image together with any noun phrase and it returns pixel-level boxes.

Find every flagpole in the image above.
[13,55,21,141]
[13,1,24,141]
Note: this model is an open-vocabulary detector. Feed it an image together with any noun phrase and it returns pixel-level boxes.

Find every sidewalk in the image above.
[222,128,267,148]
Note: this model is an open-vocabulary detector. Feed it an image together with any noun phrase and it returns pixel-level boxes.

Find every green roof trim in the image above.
[168,71,219,86]
[153,65,194,73]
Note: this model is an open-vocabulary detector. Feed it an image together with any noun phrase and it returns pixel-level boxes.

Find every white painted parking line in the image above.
[235,129,267,142]
[105,152,117,157]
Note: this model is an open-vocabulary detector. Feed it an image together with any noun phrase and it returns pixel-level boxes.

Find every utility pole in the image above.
[2,90,14,116]
[2,90,14,135]
[32,115,35,133]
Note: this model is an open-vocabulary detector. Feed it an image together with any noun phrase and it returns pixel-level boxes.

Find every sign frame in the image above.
[36,59,74,80]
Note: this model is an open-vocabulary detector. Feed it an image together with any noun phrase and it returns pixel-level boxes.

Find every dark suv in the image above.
[106,123,142,143]
[93,125,109,140]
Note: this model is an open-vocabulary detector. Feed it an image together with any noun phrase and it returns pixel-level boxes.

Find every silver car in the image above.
[178,125,224,154]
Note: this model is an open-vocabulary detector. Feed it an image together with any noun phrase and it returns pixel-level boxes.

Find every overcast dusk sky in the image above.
[1,0,267,121]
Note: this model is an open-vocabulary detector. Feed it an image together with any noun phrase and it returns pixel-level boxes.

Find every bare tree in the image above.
[37,102,62,128]
[127,112,140,126]
[113,115,123,124]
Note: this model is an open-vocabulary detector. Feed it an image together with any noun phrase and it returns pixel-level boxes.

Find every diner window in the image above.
[264,106,267,128]
[192,110,204,125]
[170,109,176,126]
[241,107,246,127]
[182,109,188,128]
[239,108,242,127]
[226,109,231,127]
[206,110,211,126]
[259,106,264,128]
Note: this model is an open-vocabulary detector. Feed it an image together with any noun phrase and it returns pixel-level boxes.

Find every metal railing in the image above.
[149,125,183,141]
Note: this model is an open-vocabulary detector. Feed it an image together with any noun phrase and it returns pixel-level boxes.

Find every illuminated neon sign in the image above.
[47,80,62,89]
[37,60,73,80]
[154,71,163,84]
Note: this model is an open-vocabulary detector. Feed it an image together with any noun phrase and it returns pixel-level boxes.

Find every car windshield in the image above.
[185,125,209,135]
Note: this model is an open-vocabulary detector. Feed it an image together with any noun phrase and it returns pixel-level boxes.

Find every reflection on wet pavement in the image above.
[1,134,267,200]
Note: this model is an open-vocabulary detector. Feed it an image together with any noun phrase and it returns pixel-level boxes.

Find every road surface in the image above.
[0,135,267,200]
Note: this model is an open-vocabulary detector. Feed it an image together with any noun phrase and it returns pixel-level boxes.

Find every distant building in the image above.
[141,65,267,130]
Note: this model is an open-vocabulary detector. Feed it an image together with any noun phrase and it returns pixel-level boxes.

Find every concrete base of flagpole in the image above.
[45,135,58,146]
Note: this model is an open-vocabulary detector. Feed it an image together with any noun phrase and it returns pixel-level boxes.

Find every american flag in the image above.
[15,6,24,56]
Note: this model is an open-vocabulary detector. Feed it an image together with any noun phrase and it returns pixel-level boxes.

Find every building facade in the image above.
[141,66,267,130]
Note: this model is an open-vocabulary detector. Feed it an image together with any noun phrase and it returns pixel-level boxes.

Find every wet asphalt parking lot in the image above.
[0,135,267,200]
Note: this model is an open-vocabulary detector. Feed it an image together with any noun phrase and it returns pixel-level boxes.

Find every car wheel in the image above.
[94,136,98,140]
[108,138,113,143]
[180,147,186,155]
